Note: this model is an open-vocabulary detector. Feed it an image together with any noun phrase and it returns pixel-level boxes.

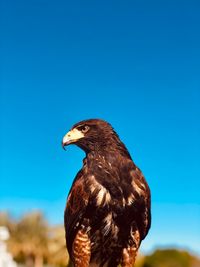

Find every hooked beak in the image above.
[62,141,67,150]
[62,128,84,150]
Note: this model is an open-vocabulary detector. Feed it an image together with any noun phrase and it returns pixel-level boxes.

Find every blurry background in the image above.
[0,0,200,266]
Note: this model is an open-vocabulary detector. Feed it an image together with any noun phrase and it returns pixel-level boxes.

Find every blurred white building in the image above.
[0,226,17,267]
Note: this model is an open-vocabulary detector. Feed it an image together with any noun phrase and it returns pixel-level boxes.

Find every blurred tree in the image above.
[0,212,15,231]
[48,225,69,267]
[142,249,200,267]
[7,212,49,267]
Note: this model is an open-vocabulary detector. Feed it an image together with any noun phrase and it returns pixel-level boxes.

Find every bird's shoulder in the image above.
[66,168,89,213]
[85,155,151,239]
[85,154,150,203]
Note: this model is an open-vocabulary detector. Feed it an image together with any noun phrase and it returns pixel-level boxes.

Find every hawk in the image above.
[62,119,151,267]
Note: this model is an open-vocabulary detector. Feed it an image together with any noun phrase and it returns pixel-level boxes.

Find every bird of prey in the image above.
[62,119,151,267]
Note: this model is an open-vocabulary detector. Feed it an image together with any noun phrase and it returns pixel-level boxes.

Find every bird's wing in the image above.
[127,166,151,240]
[64,170,89,256]
[90,161,151,241]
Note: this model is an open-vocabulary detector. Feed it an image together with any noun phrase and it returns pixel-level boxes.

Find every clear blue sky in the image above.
[1,0,200,256]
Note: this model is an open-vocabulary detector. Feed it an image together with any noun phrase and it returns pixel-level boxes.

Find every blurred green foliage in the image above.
[0,212,199,267]
[0,212,69,267]
[142,249,200,267]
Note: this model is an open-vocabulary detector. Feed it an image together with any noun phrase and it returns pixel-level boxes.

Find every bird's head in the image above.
[62,119,124,154]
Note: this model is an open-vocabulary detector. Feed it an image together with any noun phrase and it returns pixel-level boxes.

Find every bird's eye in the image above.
[77,125,90,133]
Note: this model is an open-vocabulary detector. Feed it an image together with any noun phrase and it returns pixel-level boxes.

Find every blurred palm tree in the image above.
[7,212,49,267]
[48,225,69,267]
[0,212,70,267]
[0,212,15,231]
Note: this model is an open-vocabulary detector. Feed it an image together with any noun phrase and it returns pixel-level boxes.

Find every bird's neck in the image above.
[78,135,132,159]
[86,144,131,163]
